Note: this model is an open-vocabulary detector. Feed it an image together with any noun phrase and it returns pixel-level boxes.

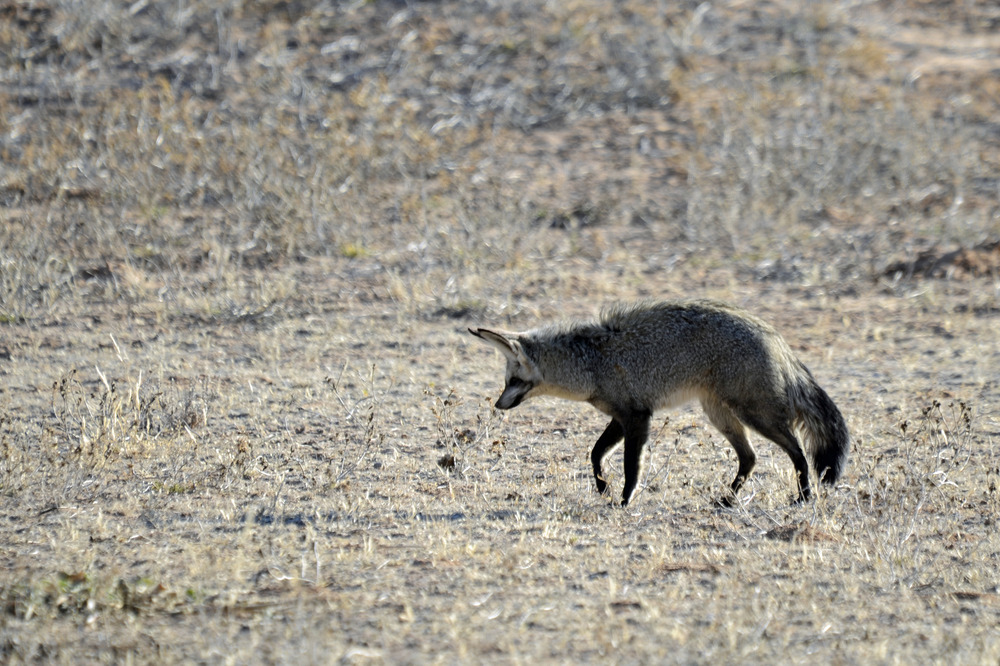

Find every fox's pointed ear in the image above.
[469,327,520,360]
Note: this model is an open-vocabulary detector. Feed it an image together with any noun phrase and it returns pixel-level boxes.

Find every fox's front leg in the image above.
[621,411,652,507]
[591,419,624,496]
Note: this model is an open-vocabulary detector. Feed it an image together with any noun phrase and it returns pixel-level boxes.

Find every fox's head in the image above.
[468,328,542,409]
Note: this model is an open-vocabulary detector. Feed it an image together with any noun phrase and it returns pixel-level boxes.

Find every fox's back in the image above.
[586,300,794,411]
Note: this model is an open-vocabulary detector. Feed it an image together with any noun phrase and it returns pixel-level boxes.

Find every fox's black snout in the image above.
[494,393,524,410]
[495,377,531,410]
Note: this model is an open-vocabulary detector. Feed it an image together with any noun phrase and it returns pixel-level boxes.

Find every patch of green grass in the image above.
[339,243,371,259]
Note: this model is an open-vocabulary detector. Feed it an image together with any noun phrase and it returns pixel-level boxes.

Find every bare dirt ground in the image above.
[2,0,1000,663]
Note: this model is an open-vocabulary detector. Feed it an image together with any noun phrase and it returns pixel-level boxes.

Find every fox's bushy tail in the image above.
[788,364,850,484]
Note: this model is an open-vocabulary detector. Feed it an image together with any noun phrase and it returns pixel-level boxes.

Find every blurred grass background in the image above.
[3,0,998,323]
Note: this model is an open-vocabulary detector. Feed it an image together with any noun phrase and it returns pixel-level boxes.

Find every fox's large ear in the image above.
[468,328,520,361]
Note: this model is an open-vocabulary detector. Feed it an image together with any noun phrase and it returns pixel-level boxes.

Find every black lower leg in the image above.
[620,411,652,507]
[591,419,624,496]
[794,459,812,502]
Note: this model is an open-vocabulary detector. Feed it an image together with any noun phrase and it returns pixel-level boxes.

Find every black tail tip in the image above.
[816,461,845,485]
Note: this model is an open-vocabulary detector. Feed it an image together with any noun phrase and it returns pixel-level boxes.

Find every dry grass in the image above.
[2,0,1000,662]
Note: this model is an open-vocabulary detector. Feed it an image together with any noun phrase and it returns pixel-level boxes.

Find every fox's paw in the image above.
[594,475,610,497]
[714,494,736,509]
[791,492,812,505]
[620,487,638,507]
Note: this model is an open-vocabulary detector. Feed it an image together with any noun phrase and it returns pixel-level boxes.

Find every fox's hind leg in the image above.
[728,405,811,502]
[620,411,652,507]
[701,397,757,506]
[591,419,624,497]
[746,419,811,502]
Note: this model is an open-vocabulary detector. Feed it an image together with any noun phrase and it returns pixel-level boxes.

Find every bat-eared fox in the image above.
[469,299,849,506]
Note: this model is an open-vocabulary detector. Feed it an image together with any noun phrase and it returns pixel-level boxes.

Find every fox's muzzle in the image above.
[495,378,532,410]
[494,393,523,410]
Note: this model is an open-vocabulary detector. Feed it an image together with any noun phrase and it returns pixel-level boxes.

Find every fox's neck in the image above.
[528,334,595,403]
